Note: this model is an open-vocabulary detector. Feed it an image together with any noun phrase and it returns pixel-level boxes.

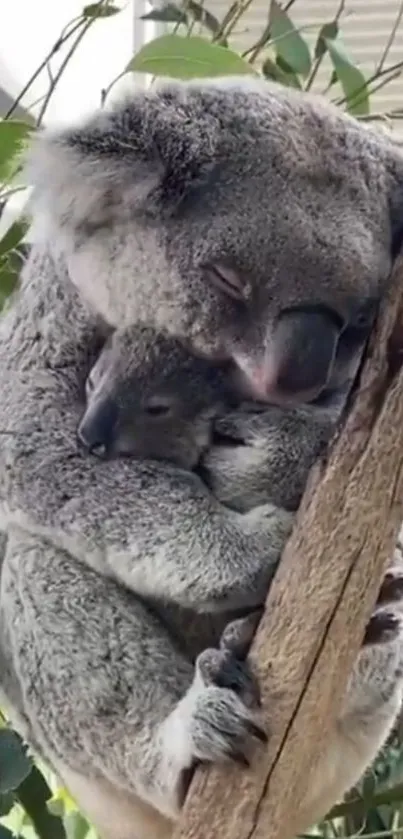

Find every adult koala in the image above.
[1,77,403,839]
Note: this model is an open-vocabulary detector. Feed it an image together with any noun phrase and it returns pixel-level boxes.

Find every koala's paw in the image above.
[244,503,294,542]
[197,643,261,709]
[377,566,403,606]
[219,608,263,660]
[363,567,403,647]
[189,646,266,766]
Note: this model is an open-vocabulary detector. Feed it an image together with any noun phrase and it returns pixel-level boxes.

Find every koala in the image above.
[0,75,403,839]
[78,322,237,469]
[25,76,403,408]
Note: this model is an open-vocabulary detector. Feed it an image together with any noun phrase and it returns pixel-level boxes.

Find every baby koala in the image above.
[78,323,237,469]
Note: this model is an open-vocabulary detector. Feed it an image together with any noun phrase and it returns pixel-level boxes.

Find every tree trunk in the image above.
[175,255,403,839]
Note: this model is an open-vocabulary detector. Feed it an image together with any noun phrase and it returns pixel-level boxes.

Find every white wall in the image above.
[0,0,160,238]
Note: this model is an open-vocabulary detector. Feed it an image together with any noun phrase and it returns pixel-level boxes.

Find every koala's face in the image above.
[77,325,234,469]
[28,78,403,405]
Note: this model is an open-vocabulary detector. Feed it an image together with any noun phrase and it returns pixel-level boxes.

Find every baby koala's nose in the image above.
[77,397,118,457]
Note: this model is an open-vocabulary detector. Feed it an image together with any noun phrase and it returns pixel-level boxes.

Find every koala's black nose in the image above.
[77,397,118,455]
[272,307,342,401]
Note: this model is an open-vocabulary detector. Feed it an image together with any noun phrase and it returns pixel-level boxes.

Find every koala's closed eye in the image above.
[143,396,176,417]
[204,264,245,303]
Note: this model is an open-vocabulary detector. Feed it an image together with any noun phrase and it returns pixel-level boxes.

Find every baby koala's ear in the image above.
[23,81,221,240]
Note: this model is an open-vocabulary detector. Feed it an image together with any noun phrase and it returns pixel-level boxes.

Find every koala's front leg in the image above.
[299,563,403,831]
[2,531,266,839]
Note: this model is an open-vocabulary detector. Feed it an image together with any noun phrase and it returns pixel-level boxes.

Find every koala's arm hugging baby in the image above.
[2,75,403,839]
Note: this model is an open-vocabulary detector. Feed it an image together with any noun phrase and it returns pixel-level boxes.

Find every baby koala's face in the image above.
[78,323,235,470]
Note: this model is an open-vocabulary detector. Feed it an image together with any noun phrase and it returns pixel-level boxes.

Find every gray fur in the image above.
[24,76,403,401]
[0,76,402,839]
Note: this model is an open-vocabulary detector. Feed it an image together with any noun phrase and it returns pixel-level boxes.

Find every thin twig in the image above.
[0,186,28,202]
[36,17,96,126]
[101,70,128,106]
[213,0,255,45]
[241,0,299,62]
[186,0,203,37]
[243,22,318,62]
[305,0,346,92]
[334,58,403,108]
[351,69,403,113]
[375,0,403,75]
[211,1,238,43]
[4,18,84,120]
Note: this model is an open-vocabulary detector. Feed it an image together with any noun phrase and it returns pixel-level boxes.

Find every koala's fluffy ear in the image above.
[23,83,221,237]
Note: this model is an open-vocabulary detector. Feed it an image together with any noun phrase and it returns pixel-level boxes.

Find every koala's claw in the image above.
[188,645,266,766]
[364,609,401,647]
[219,608,263,659]
[190,682,267,766]
[377,568,403,606]
[197,647,261,708]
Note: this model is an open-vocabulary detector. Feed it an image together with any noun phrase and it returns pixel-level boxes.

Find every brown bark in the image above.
[175,254,403,839]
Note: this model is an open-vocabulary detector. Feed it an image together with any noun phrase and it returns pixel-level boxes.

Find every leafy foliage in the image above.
[1,1,403,838]
[126,33,255,78]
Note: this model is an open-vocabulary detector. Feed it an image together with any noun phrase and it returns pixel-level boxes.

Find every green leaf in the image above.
[64,811,91,839]
[126,34,256,79]
[325,38,369,116]
[262,56,301,89]
[276,54,302,86]
[186,1,223,41]
[314,21,338,60]
[269,0,311,78]
[83,2,120,17]
[141,4,186,24]
[47,798,65,818]
[17,765,67,839]
[329,68,338,87]
[0,219,28,260]
[0,791,14,816]
[0,121,32,183]
[0,826,14,839]
[0,729,32,793]
[326,780,403,820]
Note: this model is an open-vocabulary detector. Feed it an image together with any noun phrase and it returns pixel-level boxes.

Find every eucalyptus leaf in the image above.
[0,729,32,793]
[141,4,186,24]
[0,219,28,260]
[126,34,256,79]
[329,68,338,87]
[325,38,369,116]
[262,56,301,89]
[0,121,32,183]
[186,1,223,40]
[269,0,311,78]
[83,2,120,17]
[17,765,67,839]
[0,258,20,309]
[314,21,338,60]
[47,798,66,818]
[0,792,14,817]
[64,811,91,839]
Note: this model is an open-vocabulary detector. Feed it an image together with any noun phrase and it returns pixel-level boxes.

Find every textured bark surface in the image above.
[175,255,403,839]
